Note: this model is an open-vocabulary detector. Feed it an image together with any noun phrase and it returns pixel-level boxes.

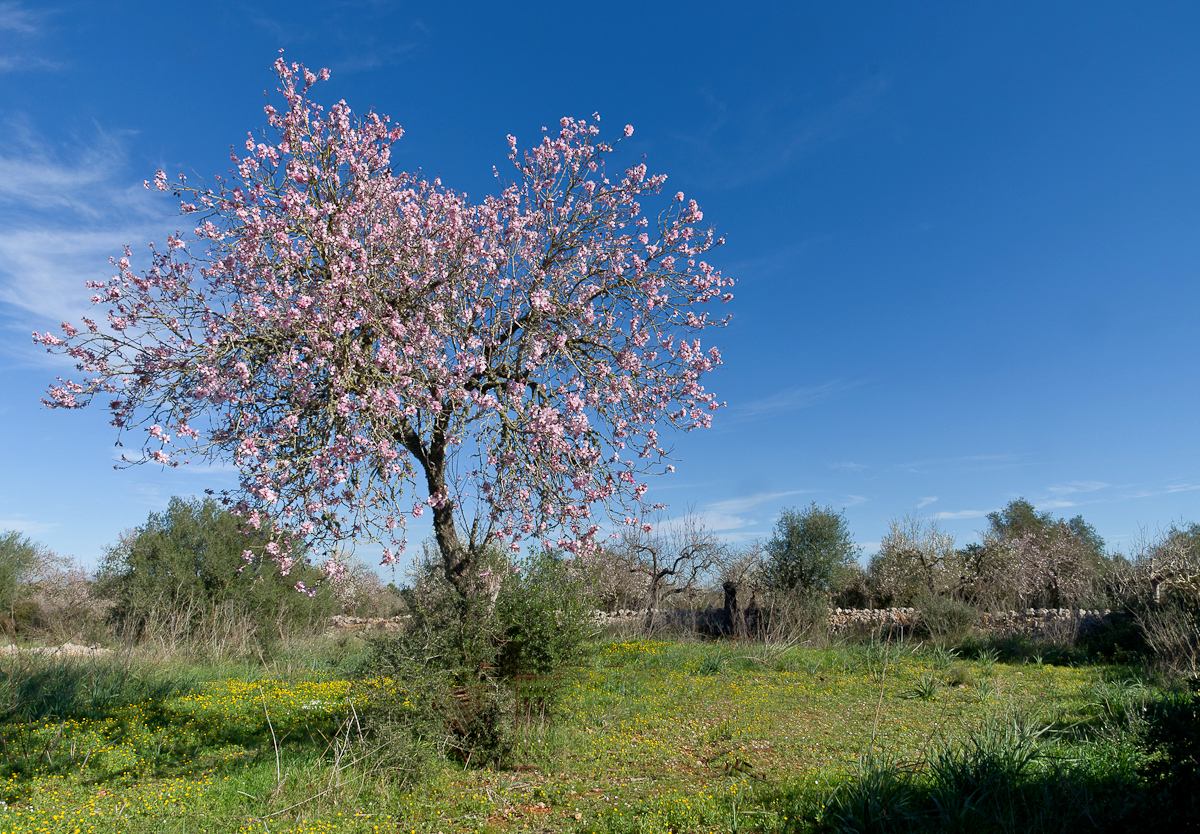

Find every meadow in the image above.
[0,634,1190,833]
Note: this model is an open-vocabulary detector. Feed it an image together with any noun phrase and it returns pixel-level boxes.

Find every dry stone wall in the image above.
[593,606,1115,638]
[0,643,113,658]
[326,606,1116,640]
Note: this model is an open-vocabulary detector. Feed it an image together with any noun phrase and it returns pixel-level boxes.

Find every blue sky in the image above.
[2,1,1198,573]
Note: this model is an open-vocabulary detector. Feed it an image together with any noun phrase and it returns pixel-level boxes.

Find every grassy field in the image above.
[0,636,1185,833]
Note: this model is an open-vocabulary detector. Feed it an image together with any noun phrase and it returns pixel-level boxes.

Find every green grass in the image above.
[0,637,1189,833]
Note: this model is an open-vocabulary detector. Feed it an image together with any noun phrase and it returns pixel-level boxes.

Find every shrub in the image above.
[494,549,596,680]
[359,589,510,771]
[360,544,597,775]
[918,595,978,643]
[1140,685,1200,822]
[98,496,335,656]
[754,587,829,647]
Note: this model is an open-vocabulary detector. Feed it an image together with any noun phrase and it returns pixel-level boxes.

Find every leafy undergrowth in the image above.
[0,638,1184,833]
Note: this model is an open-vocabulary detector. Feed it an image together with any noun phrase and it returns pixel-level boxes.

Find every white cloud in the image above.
[0,3,60,74]
[0,125,171,346]
[932,509,997,521]
[898,453,1022,473]
[829,461,868,471]
[695,489,812,532]
[841,495,868,507]
[0,133,130,214]
[1163,483,1200,494]
[0,2,41,34]
[679,73,890,191]
[729,379,865,422]
[1126,483,1200,500]
[917,496,938,508]
[1043,480,1109,497]
[0,516,57,536]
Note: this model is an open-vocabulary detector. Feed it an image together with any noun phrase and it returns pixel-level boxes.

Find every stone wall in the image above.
[327,606,1117,640]
[593,606,1116,638]
[328,614,410,632]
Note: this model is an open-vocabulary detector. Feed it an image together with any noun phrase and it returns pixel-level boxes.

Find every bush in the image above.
[918,595,978,643]
[359,590,510,771]
[494,549,596,679]
[1077,612,1149,662]
[359,545,597,776]
[98,496,336,656]
[754,587,829,647]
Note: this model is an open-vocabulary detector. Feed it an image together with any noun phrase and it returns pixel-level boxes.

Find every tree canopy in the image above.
[98,495,333,636]
[763,503,860,595]
[36,58,732,597]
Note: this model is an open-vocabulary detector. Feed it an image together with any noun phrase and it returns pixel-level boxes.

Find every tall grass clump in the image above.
[917,594,978,644]
[0,650,200,724]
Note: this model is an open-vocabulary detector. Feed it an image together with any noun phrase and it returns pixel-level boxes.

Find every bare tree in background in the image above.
[616,514,725,630]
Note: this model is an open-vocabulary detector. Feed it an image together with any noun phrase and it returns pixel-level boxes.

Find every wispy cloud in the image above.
[829,461,868,472]
[0,2,60,73]
[932,509,997,521]
[728,379,865,423]
[842,495,868,507]
[679,73,889,190]
[917,496,938,508]
[0,130,131,214]
[1043,480,1109,497]
[0,123,169,351]
[0,515,57,536]
[1125,483,1200,500]
[0,2,40,33]
[696,490,812,533]
[897,453,1028,475]
[248,8,427,76]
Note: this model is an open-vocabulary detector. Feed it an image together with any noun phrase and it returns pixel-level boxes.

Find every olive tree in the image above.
[763,503,860,596]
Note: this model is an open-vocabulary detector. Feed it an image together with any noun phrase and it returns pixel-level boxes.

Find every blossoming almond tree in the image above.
[35,57,732,601]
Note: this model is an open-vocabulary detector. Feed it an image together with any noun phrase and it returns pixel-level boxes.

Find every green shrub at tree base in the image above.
[494,549,596,680]
[358,546,596,778]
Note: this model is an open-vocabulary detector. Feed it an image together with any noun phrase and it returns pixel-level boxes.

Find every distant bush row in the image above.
[0,497,405,657]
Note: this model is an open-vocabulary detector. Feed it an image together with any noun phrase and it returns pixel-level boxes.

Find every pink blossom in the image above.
[36,56,731,595]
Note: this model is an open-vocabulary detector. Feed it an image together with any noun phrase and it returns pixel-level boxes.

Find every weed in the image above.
[693,652,725,676]
[909,671,941,701]
[928,645,959,669]
[947,663,976,688]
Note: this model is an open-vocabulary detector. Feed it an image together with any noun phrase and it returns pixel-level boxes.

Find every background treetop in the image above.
[763,503,860,595]
[36,57,732,595]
